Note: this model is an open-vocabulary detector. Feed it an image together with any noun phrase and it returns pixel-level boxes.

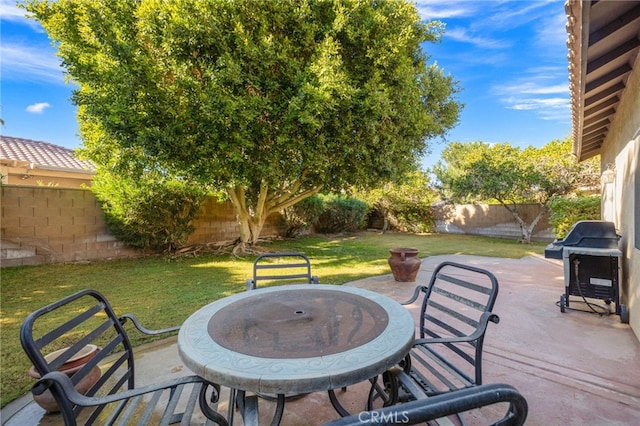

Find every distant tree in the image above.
[25,0,461,252]
[432,137,599,243]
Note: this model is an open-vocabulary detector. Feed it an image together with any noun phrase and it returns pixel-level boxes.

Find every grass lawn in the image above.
[0,231,546,407]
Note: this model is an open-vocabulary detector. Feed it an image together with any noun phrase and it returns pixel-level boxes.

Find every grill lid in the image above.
[544,220,620,259]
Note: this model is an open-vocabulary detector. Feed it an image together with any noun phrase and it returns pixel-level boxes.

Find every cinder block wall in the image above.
[1,185,140,265]
[433,203,555,241]
[2,185,555,267]
[187,196,283,245]
[1,185,283,266]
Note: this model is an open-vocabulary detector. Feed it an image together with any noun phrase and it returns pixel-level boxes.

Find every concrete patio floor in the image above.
[3,254,640,425]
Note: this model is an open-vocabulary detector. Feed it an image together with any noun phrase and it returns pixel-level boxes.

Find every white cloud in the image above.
[508,97,567,110]
[414,0,480,19]
[1,0,64,84]
[535,8,569,41]
[445,27,511,49]
[416,5,473,20]
[0,0,44,31]
[1,0,27,21]
[26,102,51,114]
[503,83,569,95]
[494,67,571,122]
[0,43,66,83]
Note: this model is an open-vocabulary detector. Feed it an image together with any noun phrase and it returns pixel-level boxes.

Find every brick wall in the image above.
[1,185,283,266]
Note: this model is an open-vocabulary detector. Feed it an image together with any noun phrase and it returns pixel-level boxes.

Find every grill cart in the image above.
[545,220,628,323]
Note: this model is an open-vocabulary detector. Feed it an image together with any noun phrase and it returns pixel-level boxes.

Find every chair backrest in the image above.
[246,252,319,290]
[418,261,499,339]
[20,289,136,424]
[410,261,499,386]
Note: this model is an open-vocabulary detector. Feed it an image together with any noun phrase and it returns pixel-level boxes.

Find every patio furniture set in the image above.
[19,253,528,425]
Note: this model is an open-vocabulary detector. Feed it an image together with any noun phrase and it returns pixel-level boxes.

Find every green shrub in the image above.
[92,172,206,251]
[357,170,437,233]
[314,194,367,233]
[281,195,325,237]
[548,194,601,239]
[381,192,436,233]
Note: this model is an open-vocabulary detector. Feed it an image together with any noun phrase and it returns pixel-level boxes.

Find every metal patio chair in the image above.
[246,252,319,291]
[370,261,500,421]
[20,289,228,425]
[324,383,528,426]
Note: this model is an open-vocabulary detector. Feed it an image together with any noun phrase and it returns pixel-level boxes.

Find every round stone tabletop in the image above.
[178,284,414,395]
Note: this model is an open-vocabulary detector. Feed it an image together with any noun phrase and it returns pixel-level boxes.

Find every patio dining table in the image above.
[178,284,415,425]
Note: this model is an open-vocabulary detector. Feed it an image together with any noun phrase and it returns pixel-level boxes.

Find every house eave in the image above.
[565,0,640,162]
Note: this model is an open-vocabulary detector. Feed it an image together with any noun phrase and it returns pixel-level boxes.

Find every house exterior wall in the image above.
[599,53,640,339]
[0,165,93,188]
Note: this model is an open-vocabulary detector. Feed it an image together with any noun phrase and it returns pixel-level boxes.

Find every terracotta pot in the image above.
[31,365,102,412]
[28,345,102,413]
[388,248,421,282]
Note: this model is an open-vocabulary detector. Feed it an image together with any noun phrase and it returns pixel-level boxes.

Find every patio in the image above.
[3,254,639,425]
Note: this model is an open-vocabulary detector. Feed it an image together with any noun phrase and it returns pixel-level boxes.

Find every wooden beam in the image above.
[587,38,640,74]
[589,5,640,46]
[585,63,631,93]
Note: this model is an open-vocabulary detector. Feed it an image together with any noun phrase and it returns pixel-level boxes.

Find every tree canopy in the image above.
[432,137,599,243]
[25,0,461,246]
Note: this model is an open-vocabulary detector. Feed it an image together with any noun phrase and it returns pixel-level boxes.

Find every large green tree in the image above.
[24,0,460,247]
[432,138,599,243]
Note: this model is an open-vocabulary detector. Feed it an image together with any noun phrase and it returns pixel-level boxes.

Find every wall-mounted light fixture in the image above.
[601,163,616,184]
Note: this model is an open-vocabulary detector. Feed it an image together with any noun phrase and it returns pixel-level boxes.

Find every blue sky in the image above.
[1,0,571,169]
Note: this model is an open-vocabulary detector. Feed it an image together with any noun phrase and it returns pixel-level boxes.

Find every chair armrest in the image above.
[401,285,426,305]
[413,312,500,345]
[118,313,180,335]
[32,371,213,408]
[322,383,528,426]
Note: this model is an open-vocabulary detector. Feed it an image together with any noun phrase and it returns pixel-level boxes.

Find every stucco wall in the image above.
[599,53,640,338]
[0,165,93,188]
[433,203,555,242]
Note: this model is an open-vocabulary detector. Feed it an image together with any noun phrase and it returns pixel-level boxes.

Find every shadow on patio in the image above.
[3,254,639,425]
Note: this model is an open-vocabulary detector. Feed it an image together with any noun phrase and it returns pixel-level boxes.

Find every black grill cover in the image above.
[544,220,620,259]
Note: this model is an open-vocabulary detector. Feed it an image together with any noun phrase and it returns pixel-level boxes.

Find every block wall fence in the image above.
[0,185,283,266]
[1,185,554,267]
[432,203,555,241]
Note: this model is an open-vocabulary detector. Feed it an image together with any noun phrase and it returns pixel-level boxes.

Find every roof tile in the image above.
[0,136,95,172]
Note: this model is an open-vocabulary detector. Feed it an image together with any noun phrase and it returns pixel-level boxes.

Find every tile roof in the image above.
[0,135,95,172]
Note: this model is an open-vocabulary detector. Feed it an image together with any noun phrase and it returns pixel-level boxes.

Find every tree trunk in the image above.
[501,203,532,244]
[228,186,267,245]
[501,203,548,244]
[227,180,323,247]
[526,205,549,243]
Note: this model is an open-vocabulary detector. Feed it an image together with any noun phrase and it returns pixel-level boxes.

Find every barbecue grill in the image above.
[544,220,628,323]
